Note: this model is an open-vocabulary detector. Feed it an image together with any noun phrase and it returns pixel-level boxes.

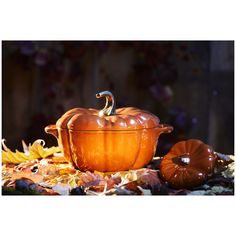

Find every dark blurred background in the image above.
[2,41,234,155]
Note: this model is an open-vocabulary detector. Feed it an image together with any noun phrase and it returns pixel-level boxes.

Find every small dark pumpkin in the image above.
[160,139,216,189]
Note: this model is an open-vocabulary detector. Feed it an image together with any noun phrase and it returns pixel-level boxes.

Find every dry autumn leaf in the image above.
[2,139,61,164]
[11,169,44,183]
[135,169,161,188]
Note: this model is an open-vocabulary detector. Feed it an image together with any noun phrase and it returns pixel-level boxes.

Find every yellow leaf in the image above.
[2,151,18,164]
[1,139,61,164]
[15,150,31,162]
[29,140,61,158]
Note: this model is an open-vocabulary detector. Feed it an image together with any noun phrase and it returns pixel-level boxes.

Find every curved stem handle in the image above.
[45,124,59,139]
[96,91,116,116]
[158,124,173,134]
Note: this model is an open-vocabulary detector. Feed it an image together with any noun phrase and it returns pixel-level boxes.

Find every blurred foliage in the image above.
[2,41,204,155]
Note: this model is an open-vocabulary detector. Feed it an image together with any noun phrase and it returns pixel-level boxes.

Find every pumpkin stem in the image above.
[96,91,116,116]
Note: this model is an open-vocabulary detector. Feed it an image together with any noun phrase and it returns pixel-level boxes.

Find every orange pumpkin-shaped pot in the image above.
[160,139,217,189]
[45,91,173,172]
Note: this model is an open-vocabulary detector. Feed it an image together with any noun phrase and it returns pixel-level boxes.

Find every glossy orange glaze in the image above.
[160,139,216,189]
[58,107,160,130]
[45,107,173,172]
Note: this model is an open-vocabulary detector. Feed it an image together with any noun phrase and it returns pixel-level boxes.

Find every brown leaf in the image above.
[79,172,118,192]
[59,168,76,175]
[123,181,142,195]
[104,178,117,190]
[136,169,161,188]
[111,175,122,185]
[79,171,103,187]
[11,169,44,183]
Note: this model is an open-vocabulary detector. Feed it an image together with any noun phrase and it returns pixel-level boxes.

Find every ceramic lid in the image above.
[56,91,160,131]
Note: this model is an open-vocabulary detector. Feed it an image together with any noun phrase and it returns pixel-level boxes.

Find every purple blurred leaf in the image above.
[149,83,173,102]
[18,42,35,55]
[35,50,48,66]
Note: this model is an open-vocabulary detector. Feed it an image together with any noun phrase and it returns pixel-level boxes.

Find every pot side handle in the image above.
[158,124,174,134]
[45,124,59,139]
